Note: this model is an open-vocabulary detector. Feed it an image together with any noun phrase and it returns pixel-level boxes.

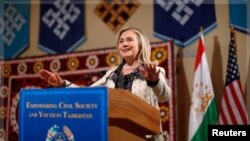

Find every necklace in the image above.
[123,63,141,70]
[123,66,137,70]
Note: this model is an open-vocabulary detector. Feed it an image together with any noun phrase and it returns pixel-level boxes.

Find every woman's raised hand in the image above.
[139,63,160,83]
[39,69,65,87]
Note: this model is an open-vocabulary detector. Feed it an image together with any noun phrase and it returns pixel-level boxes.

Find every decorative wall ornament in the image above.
[94,0,140,33]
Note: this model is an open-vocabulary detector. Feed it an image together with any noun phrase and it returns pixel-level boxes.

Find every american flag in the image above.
[218,30,249,124]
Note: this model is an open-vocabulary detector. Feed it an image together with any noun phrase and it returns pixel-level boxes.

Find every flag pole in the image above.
[200,26,203,33]
[199,26,203,37]
[199,27,205,49]
[230,26,237,53]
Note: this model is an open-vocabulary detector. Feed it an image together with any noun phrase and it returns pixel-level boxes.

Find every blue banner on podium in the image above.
[19,87,108,141]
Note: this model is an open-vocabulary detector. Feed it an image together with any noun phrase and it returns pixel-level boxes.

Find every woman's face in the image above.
[118,30,140,62]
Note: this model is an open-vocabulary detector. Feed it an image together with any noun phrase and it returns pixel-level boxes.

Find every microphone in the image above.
[99,71,115,86]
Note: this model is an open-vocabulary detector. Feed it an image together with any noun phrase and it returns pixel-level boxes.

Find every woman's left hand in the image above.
[139,63,160,82]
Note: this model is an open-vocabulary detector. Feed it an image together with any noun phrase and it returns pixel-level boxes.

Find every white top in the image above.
[66,66,171,109]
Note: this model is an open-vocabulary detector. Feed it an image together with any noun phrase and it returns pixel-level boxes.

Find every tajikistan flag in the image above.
[188,33,218,141]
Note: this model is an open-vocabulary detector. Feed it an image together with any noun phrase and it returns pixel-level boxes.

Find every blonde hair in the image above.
[116,27,152,64]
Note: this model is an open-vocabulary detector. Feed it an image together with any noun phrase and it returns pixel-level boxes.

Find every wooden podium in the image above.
[19,87,160,141]
[108,89,161,141]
